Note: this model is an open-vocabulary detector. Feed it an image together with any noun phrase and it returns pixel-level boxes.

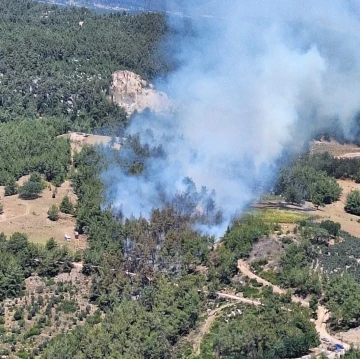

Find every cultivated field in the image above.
[257,180,360,238]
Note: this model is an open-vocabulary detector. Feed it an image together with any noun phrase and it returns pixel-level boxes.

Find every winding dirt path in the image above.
[237,259,309,307]
[192,303,232,355]
[0,201,30,223]
[192,293,261,355]
[237,259,350,353]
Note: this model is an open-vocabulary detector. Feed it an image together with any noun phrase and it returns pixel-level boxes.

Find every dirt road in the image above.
[192,303,232,355]
[237,260,309,307]
[237,259,350,355]
[191,291,261,355]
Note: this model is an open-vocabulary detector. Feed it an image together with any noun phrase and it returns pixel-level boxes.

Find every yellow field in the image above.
[255,208,309,224]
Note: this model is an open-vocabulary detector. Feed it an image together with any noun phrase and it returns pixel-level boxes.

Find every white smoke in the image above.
[102,0,360,236]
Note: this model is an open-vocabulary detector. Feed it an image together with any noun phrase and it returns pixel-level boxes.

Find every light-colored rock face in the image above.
[110,70,172,115]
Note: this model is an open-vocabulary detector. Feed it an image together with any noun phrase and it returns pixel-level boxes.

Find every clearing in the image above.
[58,132,120,160]
[256,180,360,238]
[309,179,360,238]
[310,139,360,158]
[0,177,85,250]
[1,132,118,249]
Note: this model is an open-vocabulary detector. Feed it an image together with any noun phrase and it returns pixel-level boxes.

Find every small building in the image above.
[64,234,71,241]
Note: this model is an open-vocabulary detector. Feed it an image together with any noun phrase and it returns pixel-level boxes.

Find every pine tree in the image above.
[47,205,59,221]
[60,195,74,215]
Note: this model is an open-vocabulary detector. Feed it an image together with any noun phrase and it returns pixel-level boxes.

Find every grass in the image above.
[255,209,309,224]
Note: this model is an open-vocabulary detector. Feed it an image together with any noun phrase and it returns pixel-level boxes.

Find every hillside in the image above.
[0,0,169,130]
[3,1,360,359]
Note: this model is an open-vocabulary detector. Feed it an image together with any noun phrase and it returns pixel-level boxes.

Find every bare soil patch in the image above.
[248,236,284,269]
[58,132,120,160]
[310,139,360,157]
[0,177,86,250]
[309,179,360,238]
[335,327,360,346]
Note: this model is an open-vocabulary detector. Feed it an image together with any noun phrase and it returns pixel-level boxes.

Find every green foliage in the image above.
[18,180,43,200]
[208,214,270,285]
[29,172,45,187]
[301,152,360,180]
[276,163,341,206]
[284,185,303,204]
[4,178,18,196]
[200,294,319,359]
[345,190,360,216]
[0,232,73,301]
[278,240,321,297]
[43,277,201,359]
[344,348,360,358]
[85,310,101,326]
[324,273,360,330]
[242,286,261,298]
[47,205,60,221]
[24,325,41,339]
[319,220,341,236]
[13,308,23,321]
[0,120,70,186]
[16,351,28,359]
[58,300,77,314]
[0,0,170,130]
[224,214,270,258]
[45,238,58,251]
[60,195,74,215]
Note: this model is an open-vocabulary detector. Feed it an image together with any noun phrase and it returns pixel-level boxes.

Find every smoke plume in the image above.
[102,0,360,236]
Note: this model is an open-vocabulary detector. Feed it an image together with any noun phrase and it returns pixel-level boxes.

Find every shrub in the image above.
[60,195,74,215]
[86,310,102,325]
[345,190,360,216]
[47,205,59,221]
[16,351,28,359]
[19,181,43,199]
[13,309,23,321]
[45,238,58,251]
[319,220,341,236]
[4,178,18,196]
[59,300,77,314]
[24,326,41,339]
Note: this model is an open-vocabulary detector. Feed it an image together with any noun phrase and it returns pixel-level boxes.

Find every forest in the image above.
[0,0,170,131]
[1,0,360,358]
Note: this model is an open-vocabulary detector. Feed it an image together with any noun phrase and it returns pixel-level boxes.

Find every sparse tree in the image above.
[45,238,58,251]
[345,190,360,216]
[4,178,18,196]
[47,205,59,221]
[60,195,74,215]
[284,186,302,204]
[19,181,43,200]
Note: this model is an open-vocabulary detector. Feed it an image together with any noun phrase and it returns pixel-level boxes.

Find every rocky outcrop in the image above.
[109,70,171,115]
